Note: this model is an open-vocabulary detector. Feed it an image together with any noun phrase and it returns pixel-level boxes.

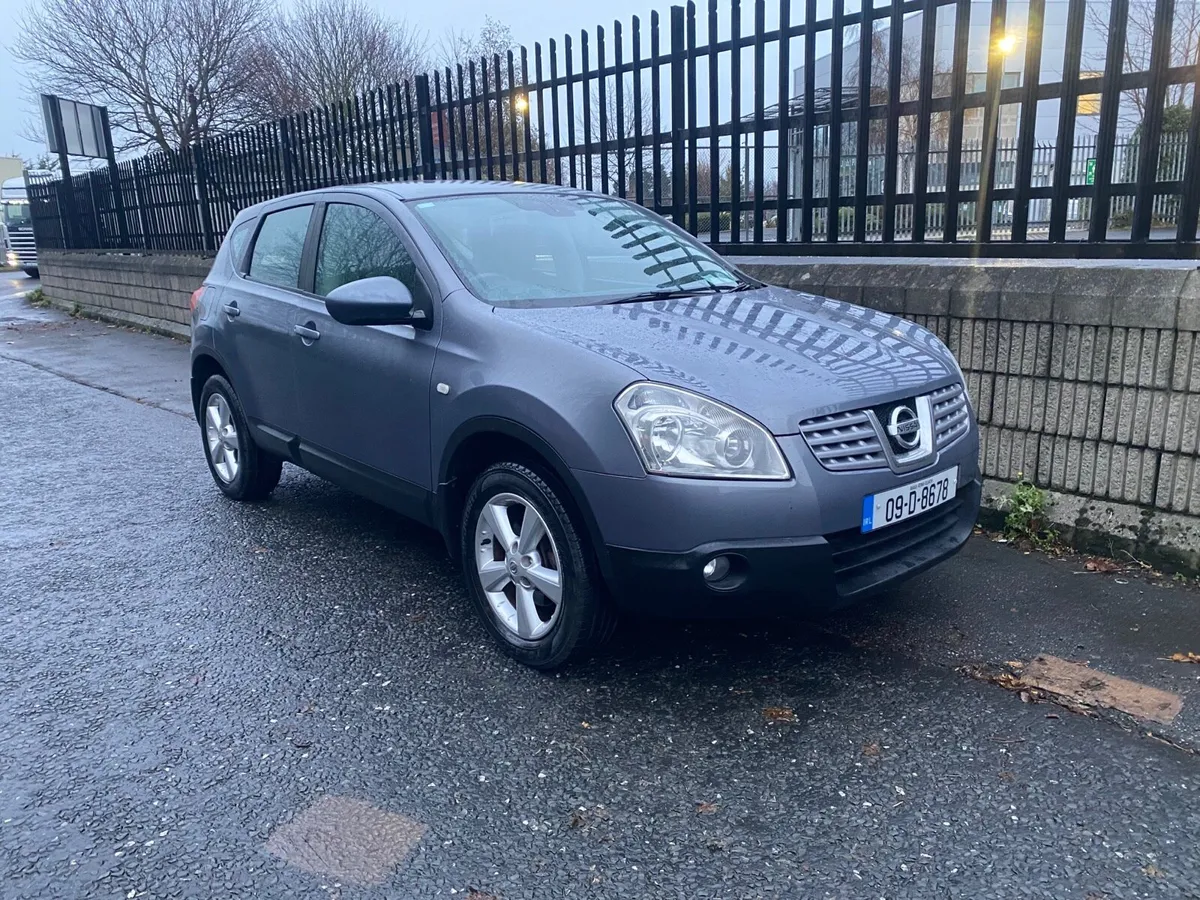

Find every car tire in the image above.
[199,374,283,502]
[23,268,38,279]
[461,462,615,670]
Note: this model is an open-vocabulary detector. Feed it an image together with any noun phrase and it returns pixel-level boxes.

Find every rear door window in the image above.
[248,205,313,289]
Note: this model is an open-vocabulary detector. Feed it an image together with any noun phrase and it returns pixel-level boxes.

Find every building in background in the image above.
[0,157,23,185]
[785,1,1197,238]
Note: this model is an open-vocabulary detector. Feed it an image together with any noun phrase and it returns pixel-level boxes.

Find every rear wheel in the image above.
[461,462,615,670]
[199,374,282,501]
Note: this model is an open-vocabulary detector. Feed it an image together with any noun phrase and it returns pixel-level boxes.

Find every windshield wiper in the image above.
[604,288,715,305]
[604,281,760,305]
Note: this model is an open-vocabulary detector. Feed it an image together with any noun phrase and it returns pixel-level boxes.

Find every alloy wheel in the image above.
[204,393,241,483]
[473,492,563,640]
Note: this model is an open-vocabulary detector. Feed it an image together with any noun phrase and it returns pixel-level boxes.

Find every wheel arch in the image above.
[190,351,230,420]
[435,417,613,581]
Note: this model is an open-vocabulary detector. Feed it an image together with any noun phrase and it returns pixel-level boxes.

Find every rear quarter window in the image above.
[248,205,313,289]
[223,220,254,273]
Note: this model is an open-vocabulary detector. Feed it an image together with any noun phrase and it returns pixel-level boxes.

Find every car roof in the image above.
[377,180,595,201]
[248,180,596,214]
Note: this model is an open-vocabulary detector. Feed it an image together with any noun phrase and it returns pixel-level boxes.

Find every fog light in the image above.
[702,555,732,582]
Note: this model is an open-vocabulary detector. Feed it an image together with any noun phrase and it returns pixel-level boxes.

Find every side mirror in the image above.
[324,276,424,326]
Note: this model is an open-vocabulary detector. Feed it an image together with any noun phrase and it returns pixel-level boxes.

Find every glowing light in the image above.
[996,34,1019,55]
[514,95,529,113]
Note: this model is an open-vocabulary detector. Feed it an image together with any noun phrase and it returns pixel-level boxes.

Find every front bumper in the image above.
[575,430,982,616]
[602,479,980,616]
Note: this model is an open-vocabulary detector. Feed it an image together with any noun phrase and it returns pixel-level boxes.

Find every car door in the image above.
[290,196,440,519]
[219,202,313,444]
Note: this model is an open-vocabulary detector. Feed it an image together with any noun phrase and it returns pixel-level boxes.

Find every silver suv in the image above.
[190,182,980,668]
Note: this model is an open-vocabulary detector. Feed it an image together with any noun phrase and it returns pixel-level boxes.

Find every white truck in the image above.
[1,177,37,278]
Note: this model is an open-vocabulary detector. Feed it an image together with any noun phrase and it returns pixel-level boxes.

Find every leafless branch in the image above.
[16,0,272,153]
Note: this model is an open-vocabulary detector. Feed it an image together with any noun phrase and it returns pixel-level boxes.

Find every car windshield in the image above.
[408,192,744,306]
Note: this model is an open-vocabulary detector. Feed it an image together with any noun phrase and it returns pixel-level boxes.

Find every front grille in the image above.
[826,482,978,597]
[801,381,970,473]
[7,231,36,264]
[797,409,887,472]
[930,382,970,449]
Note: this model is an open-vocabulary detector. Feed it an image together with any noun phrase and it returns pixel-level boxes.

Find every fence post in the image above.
[98,107,129,246]
[87,170,103,247]
[192,143,216,254]
[669,5,686,228]
[415,74,436,181]
[130,157,150,250]
[279,117,297,194]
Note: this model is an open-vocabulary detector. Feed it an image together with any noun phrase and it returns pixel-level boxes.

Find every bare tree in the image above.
[844,19,954,149]
[16,0,271,153]
[437,17,515,73]
[248,0,427,118]
[432,17,528,179]
[1085,0,1200,128]
[585,78,655,194]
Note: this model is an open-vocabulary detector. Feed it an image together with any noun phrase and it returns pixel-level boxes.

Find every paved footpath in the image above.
[2,301,1199,899]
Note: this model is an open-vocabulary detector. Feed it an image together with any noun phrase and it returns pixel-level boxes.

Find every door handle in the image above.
[222,302,240,318]
[294,323,321,343]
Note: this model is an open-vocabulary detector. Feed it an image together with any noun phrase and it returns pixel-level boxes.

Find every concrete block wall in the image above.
[740,259,1200,570]
[39,250,213,340]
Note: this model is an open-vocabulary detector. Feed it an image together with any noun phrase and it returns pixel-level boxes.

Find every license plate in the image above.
[861,466,959,533]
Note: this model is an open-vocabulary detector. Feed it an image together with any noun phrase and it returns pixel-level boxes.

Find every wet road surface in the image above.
[2,307,1199,899]
[1,269,38,305]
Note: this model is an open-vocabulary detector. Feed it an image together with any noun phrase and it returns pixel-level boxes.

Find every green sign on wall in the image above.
[1085,158,1097,185]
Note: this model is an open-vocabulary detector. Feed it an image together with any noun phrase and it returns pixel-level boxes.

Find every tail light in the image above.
[189,286,205,313]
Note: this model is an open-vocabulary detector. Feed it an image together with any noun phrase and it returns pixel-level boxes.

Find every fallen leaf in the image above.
[1142,864,1164,878]
[1084,558,1121,573]
[466,890,499,900]
[762,706,799,724]
[1165,651,1200,664]
[695,801,718,815]
[861,741,881,757]
[580,721,592,728]
[998,771,1015,782]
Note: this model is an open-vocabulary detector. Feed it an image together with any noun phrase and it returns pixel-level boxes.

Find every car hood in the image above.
[491,286,958,435]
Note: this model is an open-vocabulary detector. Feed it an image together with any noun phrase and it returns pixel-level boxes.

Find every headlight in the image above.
[614,382,790,480]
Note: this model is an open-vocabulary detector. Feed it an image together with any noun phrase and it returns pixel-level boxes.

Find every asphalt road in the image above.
[0,269,38,304]
[2,305,1200,899]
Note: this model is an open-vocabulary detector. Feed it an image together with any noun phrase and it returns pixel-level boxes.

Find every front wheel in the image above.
[199,374,282,501]
[461,462,615,670]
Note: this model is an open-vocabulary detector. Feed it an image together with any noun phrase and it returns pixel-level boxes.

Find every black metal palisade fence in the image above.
[27,0,1200,258]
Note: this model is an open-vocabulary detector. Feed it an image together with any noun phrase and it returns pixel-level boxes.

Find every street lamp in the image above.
[996,34,1018,55]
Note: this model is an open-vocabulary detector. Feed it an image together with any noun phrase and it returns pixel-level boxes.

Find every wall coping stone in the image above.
[738,259,1199,330]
